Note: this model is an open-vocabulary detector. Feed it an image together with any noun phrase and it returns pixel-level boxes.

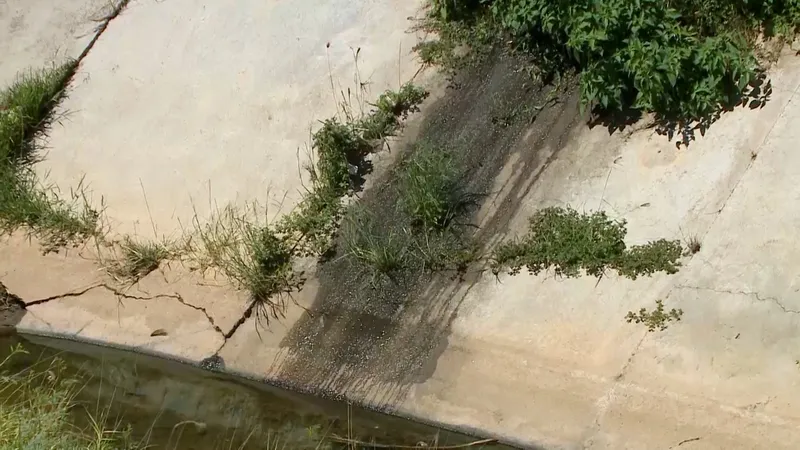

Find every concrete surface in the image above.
[0,0,115,86]
[4,0,800,448]
[33,0,429,238]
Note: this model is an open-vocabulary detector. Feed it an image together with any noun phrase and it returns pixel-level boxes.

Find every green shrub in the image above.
[492,207,682,280]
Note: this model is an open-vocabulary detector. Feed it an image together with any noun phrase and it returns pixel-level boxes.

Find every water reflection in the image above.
[0,334,510,449]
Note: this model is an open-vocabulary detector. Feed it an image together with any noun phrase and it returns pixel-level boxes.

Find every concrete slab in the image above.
[35,0,428,238]
[0,0,115,85]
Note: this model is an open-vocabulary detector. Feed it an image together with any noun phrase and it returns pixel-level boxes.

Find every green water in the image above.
[0,333,510,449]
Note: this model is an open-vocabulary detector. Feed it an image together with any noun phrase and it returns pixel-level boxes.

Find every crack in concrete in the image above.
[25,283,227,337]
[675,285,800,314]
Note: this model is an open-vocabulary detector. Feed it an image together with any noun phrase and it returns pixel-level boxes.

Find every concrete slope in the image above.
[32,0,428,238]
[0,0,115,85]
[4,0,800,448]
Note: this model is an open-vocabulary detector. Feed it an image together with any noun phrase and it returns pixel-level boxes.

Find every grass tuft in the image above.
[492,207,683,280]
[0,63,101,252]
[626,299,684,332]
[685,235,702,255]
[400,144,471,230]
[342,206,408,281]
[188,205,301,324]
[106,237,174,282]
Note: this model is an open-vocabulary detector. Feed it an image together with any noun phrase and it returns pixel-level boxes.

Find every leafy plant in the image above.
[491,207,682,280]
[626,299,684,331]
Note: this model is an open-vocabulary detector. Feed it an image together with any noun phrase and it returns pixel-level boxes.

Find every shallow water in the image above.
[0,333,510,449]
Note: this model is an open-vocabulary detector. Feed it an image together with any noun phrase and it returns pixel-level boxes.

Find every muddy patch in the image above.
[271,52,584,409]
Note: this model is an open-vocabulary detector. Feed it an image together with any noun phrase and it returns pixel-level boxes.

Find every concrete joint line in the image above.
[25,283,228,336]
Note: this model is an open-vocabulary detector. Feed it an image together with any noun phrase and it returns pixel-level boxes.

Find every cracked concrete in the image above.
[4,0,800,448]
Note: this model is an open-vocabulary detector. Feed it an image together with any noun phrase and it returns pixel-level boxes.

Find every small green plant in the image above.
[626,299,684,331]
[492,207,682,280]
[312,118,368,195]
[0,63,101,252]
[360,84,429,141]
[276,187,343,258]
[401,145,471,230]
[106,237,174,282]
[188,205,300,323]
[343,207,408,280]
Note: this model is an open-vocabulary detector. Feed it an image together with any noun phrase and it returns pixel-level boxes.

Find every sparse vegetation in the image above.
[105,237,175,282]
[0,344,140,450]
[685,235,702,255]
[421,0,800,140]
[0,63,101,252]
[626,299,684,331]
[492,207,683,280]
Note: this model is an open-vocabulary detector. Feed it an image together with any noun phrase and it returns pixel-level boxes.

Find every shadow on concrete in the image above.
[268,51,584,412]
[0,282,25,336]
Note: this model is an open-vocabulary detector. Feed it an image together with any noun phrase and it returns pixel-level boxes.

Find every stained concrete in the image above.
[4,0,800,448]
[0,0,115,85]
[33,0,429,238]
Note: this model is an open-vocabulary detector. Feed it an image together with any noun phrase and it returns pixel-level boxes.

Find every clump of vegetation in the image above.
[343,206,408,281]
[422,0,800,137]
[0,63,101,252]
[105,237,175,282]
[278,83,429,259]
[0,344,140,449]
[189,205,301,323]
[685,235,702,255]
[491,207,683,280]
[626,299,684,331]
[401,145,470,230]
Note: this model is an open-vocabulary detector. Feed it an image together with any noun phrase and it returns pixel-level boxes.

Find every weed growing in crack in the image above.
[400,144,474,230]
[626,299,684,331]
[491,207,683,280]
[188,205,301,324]
[105,237,175,283]
[685,235,702,255]
[343,206,408,281]
[0,63,101,252]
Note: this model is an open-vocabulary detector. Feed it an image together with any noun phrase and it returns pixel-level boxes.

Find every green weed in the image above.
[626,299,684,331]
[0,63,101,252]
[360,84,429,141]
[188,206,300,323]
[492,207,682,280]
[106,237,174,282]
[343,207,408,280]
[400,145,471,230]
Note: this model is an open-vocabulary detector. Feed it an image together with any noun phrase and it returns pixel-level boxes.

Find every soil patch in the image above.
[272,52,584,409]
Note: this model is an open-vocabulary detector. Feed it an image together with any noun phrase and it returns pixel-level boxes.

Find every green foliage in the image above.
[360,84,430,141]
[489,0,759,121]
[106,237,174,282]
[401,145,468,230]
[0,345,140,450]
[492,207,682,280]
[312,118,368,195]
[343,207,408,280]
[0,64,100,252]
[430,0,487,21]
[626,299,684,331]
[189,206,300,323]
[276,187,343,258]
